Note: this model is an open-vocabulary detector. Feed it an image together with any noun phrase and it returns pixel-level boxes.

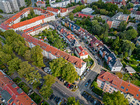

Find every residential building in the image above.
[74,12,94,19]
[0,0,12,13]
[0,70,36,105]
[136,36,140,46]
[8,0,19,12]
[103,0,126,7]
[75,46,88,59]
[81,8,94,15]
[60,8,68,16]
[22,33,87,76]
[17,0,26,7]
[50,0,70,7]
[46,7,60,16]
[36,1,46,7]
[97,71,140,105]
[125,66,136,74]
[0,7,55,31]
[130,11,140,20]
[107,12,129,28]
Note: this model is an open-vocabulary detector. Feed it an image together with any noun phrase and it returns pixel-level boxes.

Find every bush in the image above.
[18,82,30,94]
[0,9,3,13]
[30,92,42,104]
[13,77,21,84]
[91,81,103,96]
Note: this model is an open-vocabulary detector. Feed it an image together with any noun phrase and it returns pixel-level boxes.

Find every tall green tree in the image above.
[103,91,129,105]
[0,51,12,64]
[31,46,45,67]
[2,44,13,54]
[24,50,32,61]
[43,75,55,87]
[117,21,127,32]
[67,97,80,105]
[69,13,74,20]
[7,58,21,74]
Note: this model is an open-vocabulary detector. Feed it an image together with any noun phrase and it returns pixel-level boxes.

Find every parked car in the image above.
[85,79,91,87]
[64,82,68,86]
[50,94,55,100]
[67,84,71,88]
[69,85,74,89]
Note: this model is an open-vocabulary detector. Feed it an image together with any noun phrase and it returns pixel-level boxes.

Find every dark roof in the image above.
[1,90,12,103]
[17,88,23,94]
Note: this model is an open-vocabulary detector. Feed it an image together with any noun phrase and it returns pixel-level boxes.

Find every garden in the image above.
[30,92,42,104]
[83,56,94,68]
[18,82,31,94]
[13,77,22,84]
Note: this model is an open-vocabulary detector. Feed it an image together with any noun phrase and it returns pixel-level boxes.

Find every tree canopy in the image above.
[117,21,127,32]
[103,91,129,105]
[49,57,78,83]
[67,97,80,105]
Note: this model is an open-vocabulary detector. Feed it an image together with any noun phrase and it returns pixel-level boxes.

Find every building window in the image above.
[121,86,124,89]
[128,84,130,86]
[137,94,139,97]
[126,89,128,91]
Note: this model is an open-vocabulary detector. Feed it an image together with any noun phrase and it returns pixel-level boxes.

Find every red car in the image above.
[67,84,71,88]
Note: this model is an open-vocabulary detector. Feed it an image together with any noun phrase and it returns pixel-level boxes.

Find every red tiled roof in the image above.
[0,70,36,105]
[46,7,59,13]
[60,8,68,13]
[75,46,88,56]
[98,71,140,101]
[74,12,94,19]
[36,1,45,4]
[22,33,85,69]
[107,20,112,28]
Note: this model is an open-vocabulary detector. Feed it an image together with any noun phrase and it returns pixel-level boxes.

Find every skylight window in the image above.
[121,86,124,89]
[126,89,128,91]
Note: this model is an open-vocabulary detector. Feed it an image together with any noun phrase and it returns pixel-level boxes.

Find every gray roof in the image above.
[17,88,23,94]
[125,66,136,73]
[1,90,12,103]
[12,84,17,88]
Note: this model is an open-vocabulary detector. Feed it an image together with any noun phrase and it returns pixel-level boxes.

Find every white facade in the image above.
[60,10,68,17]
[130,13,140,20]
[0,0,12,13]
[50,0,70,7]
[8,0,19,12]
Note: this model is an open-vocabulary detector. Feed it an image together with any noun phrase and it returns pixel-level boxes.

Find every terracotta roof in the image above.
[75,46,88,56]
[60,8,68,13]
[107,20,112,28]
[36,1,45,4]
[74,12,94,19]
[46,7,59,13]
[98,71,140,101]
[22,33,86,69]
[0,70,36,105]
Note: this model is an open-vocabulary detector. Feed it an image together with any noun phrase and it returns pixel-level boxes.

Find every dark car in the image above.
[64,82,68,86]
[49,94,55,100]
[85,79,91,87]
[69,85,74,89]
[55,97,60,103]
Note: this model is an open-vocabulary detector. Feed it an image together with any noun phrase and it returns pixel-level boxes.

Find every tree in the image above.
[67,97,80,105]
[92,24,102,35]
[125,29,138,40]
[69,13,74,20]
[39,85,53,100]
[43,75,55,87]
[26,70,42,89]
[0,51,12,64]
[18,61,34,78]
[24,50,32,61]
[112,36,120,49]
[0,9,3,13]
[2,44,13,54]
[31,46,45,67]
[7,58,21,74]
[127,3,134,9]
[117,21,127,32]
[49,57,78,83]
[103,91,129,105]
[136,46,140,58]
[0,41,2,50]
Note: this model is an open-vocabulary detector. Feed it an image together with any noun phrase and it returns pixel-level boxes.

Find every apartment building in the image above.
[0,0,12,13]
[36,1,46,7]
[17,0,26,7]
[0,0,25,13]
[50,0,70,7]
[0,70,36,105]
[97,71,140,105]
[8,0,19,12]
[0,7,55,31]
[107,12,129,29]
[22,33,87,76]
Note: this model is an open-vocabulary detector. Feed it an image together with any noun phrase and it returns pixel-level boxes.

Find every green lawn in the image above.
[30,92,42,104]
[18,82,30,94]
[83,56,94,68]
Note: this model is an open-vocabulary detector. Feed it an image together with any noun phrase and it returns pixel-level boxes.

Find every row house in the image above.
[36,1,46,7]
[0,70,36,105]
[97,71,140,105]
[22,33,87,76]
[130,11,140,20]
[75,46,89,59]
[50,0,70,8]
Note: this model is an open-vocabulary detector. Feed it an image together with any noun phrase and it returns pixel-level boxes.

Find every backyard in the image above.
[30,92,42,104]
